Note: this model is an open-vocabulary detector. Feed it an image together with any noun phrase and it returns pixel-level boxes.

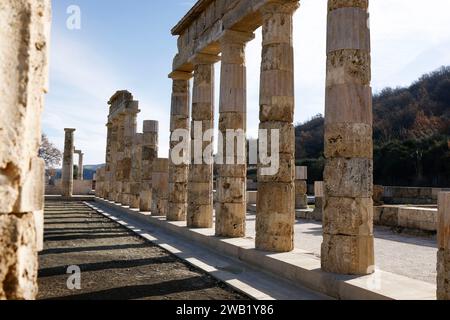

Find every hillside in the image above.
[295,66,450,187]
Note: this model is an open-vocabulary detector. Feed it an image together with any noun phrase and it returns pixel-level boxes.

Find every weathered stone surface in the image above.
[217,177,246,204]
[258,153,295,183]
[323,197,373,236]
[215,203,246,238]
[322,0,374,275]
[438,192,450,300]
[437,249,450,300]
[324,158,373,198]
[256,182,295,252]
[321,234,375,275]
[0,0,51,300]
[295,166,308,181]
[324,123,373,158]
[258,122,295,155]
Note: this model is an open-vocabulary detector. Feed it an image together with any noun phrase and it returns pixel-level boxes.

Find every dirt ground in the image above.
[38,201,248,300]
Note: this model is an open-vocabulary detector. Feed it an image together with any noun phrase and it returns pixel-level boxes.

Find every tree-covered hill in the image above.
[295,66,450,187]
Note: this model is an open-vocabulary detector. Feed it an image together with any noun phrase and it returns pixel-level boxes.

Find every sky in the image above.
[44,0,450,166]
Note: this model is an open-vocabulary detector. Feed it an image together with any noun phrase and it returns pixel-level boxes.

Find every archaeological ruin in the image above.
[1,0,449,301]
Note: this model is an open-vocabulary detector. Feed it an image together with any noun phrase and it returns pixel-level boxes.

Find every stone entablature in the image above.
[171,0,287,72]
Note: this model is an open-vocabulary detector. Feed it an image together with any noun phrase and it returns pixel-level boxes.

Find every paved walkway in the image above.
[38,201,248,300]
[244,214,437,284]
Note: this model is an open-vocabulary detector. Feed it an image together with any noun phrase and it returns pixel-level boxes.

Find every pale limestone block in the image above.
[323,197,373,236]
[324,123,373,158]
[324,158,373,198]
[321,234,375,275]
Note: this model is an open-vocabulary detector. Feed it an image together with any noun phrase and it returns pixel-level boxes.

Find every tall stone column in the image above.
[78,152,84,180]
[115,114,126,203]
[256,1,299,252]
[321,0,374,275]
[74,150,83,180]
[187,54,219,228]
[437,192,450,300]
[152,158,169,216]
[62,129,76,197]
[104,121,113,198]
[107,120,119,201]
[295,166,308,209]
[140,121,159,212]
[130,134,142,209]
[216,30,254,238]
[0,0,51,300]
[122,105,139,206]
[167,71,192,221]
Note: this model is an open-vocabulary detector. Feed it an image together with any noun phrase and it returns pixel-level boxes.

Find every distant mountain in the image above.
[295,66,450,187]
[54,164,105,180]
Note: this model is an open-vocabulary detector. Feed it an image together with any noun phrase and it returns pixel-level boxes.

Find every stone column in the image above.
[321,0,374,275]
[61,129,76,197]
[78,152,84,180]
[140,121,159,212]
[130,133,142,209]
[122,104,139,206]
[115,114,126,203]
[256,0,299,252]
[295,166,308,209]
[187,54,219,228]
[104,121,113,197]
[438,192,450,300]
[0,0,51,300]
[216,30,254,238]
[313,181,324,221]
[107,120,119,201]
[167,71,192,221]
[152,158,169,216]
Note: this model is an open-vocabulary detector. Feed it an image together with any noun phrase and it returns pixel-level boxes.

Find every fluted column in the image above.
[140,120,159,212]
[256,0,299,252]
[321,0,374,275]
[187,54,219,228]
[167,71,192,221]
[78,152,84,180]
[216,30,254,237]
[62,129,76,197]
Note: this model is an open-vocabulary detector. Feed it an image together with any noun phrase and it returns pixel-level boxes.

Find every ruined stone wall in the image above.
[0,0,51,299]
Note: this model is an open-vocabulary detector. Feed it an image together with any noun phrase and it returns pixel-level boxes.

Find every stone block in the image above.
[324,123,373,158]
[323,197,373,236]
[217,177,246,203]
[188,182,213,205]
[324,158,373,198]
[258,153,295,183]
[321,233,375,275]
[215,203,246,238]
[259,121,295,155]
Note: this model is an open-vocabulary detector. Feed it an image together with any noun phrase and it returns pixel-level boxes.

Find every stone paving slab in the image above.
[94,198,437,300]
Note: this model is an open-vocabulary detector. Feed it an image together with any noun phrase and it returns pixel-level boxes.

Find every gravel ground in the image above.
[38,201,248,300]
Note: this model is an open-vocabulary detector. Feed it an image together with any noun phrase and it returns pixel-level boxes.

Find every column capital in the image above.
[219,30,255,45]
[262,0,300,15]
[143,120,159,133]
[64,128,76,133]
[169,70,193,81]
[328,0,368,12]
[190,53,220,66]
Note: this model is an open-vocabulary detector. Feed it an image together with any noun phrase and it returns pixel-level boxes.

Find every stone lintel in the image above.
[219,29,255,44]
[169,70,193,80]
[190,53,221,65]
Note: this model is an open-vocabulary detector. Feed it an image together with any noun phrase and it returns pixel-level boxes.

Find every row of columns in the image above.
[164,0,375,276]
